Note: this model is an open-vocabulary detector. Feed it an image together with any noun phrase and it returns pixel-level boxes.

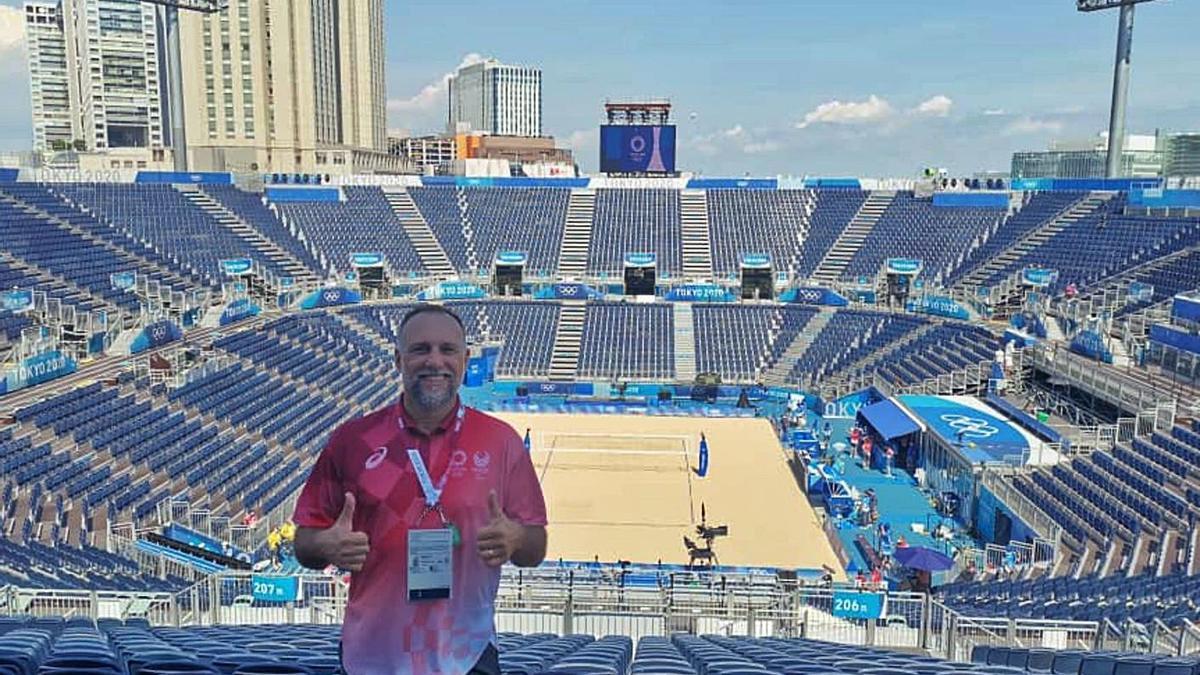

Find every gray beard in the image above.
[408,377,454,411]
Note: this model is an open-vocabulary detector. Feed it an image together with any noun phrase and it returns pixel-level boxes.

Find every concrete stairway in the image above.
[557,190,596,279]
[180,185,318,286]
[761,309,835,386]
[956,193,1113,288]
[811,191,895,284]
[381,187,456,278]
[673,303,697,382]
[548,302,587,381]
[679,190,713,281]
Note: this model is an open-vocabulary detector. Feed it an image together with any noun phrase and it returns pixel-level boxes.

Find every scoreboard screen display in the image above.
[600,125,676,174]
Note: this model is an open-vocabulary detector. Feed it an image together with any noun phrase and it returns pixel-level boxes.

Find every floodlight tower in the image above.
[140,0,227,172]
[1076,0,1162,178]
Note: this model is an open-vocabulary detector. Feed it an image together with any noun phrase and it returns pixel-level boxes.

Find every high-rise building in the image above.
[178,0,390,174]
[1164,133,1200,178]
[1011,132,1164,179]
[24,1,75,151]
[448,59,542,137]
[23,0,167,154]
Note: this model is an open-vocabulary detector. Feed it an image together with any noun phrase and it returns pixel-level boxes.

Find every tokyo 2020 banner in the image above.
[600,125,677,173]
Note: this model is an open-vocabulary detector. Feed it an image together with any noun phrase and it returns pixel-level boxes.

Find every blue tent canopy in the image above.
[858,400,922,440]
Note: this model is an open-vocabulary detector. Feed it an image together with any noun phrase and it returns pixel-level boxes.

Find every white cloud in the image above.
[913,95,953,117]
[387,53,487,114]
[1003,116,1064,136]
[0,5,26,68]
[723,124,745,138]
[563,128,599,152]
[983,108,1007,116]
[795,95,894,129]
[742,140,781,155]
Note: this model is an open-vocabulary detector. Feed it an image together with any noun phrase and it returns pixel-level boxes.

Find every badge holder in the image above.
[407,448,460,602]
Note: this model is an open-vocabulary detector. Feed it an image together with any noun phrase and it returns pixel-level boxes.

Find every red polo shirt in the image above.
[293,398,547,674]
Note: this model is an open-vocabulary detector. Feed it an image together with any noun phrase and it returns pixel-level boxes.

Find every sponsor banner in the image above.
[495,251,527,265]
[219,298,261,326]
[2,290,34,314]
[886,258,923,275]
[623,252,657,267]
[110,271,137,291]
[130,320,183,354]
[1021,268,1058,288]
[220,259,254,276]
[533,283,603,300]
[519,382,596,397]
[350,253,384,268]
[0,350,77,396]
[907,294,971,320]
[741,254,772,269]
[665,284,736,303]
[416,281,487,302]
[300,287,363,310]
[783,287,850,307]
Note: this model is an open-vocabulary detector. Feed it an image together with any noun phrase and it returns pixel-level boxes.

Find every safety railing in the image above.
[2,573,1192,662]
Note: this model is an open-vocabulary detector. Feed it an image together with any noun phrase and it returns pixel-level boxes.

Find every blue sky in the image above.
[1,0,1197,176]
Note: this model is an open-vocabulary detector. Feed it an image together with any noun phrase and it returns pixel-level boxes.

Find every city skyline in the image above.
[1,0,1198,175]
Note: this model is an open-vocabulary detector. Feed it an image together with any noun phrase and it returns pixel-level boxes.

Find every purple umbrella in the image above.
[893,546,954,572]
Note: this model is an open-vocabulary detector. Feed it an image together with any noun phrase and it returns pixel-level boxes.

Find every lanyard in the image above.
[401,404,466,510]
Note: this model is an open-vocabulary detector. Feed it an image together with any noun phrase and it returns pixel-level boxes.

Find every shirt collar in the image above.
[396,395,463,436]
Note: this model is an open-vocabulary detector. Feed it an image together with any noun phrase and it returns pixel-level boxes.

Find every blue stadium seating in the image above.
[693,304,817,381]
[946,191,1086,287]
[273,186,426,275]
[448,300,561,378]
[590,189,683,277]
[53,183,292,285]
[792,190,869,279]
[409,186,570,277]
[844,191,1004,283]
[706,190,816,279]
[578,302,676,380]
[203,185,326,277]
[0,622,1191,675]
[941,570,1200,627]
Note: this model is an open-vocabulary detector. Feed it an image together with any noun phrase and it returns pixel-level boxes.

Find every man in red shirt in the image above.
[293,304,548,674]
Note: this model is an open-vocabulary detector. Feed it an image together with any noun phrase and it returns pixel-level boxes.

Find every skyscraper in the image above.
[23,0,167,154]
[179,0,389,173]
[24,1,75,151]
[448,59,543,138]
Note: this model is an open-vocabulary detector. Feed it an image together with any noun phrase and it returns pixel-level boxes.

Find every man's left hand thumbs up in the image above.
[477,490,521,567]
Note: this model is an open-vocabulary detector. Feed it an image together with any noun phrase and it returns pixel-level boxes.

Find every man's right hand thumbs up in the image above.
[322,491,370,572]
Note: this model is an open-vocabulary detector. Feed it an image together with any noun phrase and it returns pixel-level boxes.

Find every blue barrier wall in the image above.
[1010,177,1160,192]
[685,178,778,190]
[135,171,233,185]
[0,168,18,183]
[1129,189,1200,208]
[265,187,341,202]
[803,178,862,189]
[976,485,1039,546]
[1173,295,1200,323]
[1151,324,1200,356]
[419,176,591,188]
[931,192,1009,208]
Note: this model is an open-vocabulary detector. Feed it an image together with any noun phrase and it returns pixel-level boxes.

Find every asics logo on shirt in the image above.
[365,446,388,470]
